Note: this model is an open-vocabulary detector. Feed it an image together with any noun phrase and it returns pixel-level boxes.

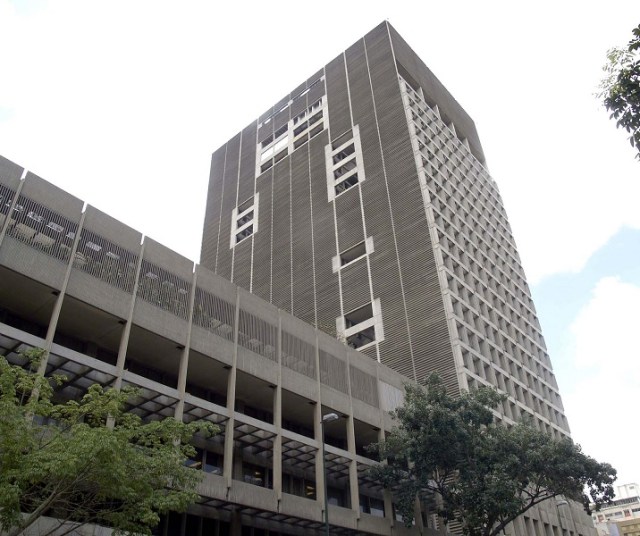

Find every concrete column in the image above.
[229,510,241,536]
[272,314,283,501]
[378,428,394,525]
[113,241,145,391]
[223,288,241,489]
[0,177,24,249]
[346,414,360,514]
[37,209,86,376]
[313,400,325,511]
[174,269,197,422]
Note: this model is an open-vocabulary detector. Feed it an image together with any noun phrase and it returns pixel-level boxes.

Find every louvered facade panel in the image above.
[334,187,364,251]
[216,134,241,281]
[232,237,252,291]
[349,365,379,407]
[308,131,338,336]
[325,55,351,139]
[252,171,273,302]
[237,124,257,204]
[319,349,348,394]
[340,261,370,314]
[290,148,315,324]
[307,79,325,107]
[270,158,292,312]
[345,38,414,378]
[200,150,225,270]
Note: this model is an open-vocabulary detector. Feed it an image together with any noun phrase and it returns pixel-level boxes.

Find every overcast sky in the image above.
[1,1,638,491]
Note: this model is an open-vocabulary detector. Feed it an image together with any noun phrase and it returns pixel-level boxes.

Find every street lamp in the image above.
[321,412,340,536]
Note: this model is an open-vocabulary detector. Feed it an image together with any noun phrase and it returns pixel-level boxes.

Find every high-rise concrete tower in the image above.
[201,21,569,440]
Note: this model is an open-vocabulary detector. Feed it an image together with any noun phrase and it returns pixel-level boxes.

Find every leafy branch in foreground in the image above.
[0,350,218,536]
[369,375,616,536]
[599,24,640,158]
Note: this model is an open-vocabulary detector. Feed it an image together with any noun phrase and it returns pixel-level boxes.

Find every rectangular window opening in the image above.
[238,197,254,213]
[345,303,373,328]
[347,326,376,349]
[335,174,359,195]
[294,135,309,149]
[237,210,254,227]
[340,241,366,266]
[294,122,309,137]
[333,144,355,165]
[309,124,323,139]
[333,160,357,180]
[236,225,253,243]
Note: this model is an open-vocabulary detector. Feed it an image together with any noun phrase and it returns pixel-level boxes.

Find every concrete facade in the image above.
[0,154,416,536]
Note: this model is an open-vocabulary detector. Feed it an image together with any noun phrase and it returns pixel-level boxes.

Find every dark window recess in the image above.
[360,495,385,517]
[237,210,253,227]
[275,125,288,138]
[294,135,309,149]
[333,143,355,164]
[236,225,253,243]
[328,486,349,507]
[273,148,288,163]
[242,463,272,488]
[334,160,357,180]
[347,326,376,349]
[294,122,308,137]
[261,160,274,173]
[340,241,366,266]
[260,134,273,148]
[308,111,323,126]
[241,404,274,424]
[331,131,353,150]
[345,303,373,328]
[309,125,323,139]
[335,174,359,195]
[282,474,316,499]
[238,197,254,213]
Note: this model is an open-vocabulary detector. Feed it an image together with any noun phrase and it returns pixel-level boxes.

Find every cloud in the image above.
[561,277,640,488]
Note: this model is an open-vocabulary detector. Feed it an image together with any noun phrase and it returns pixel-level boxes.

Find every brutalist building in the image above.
[202,21,569,438]
[0,21,594,536]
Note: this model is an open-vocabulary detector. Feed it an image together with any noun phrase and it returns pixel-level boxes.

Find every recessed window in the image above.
[345,303,373,328]
[256,91,328,177]
[340,241,367,266]
[231,194,259,248]
[333,144,355,165]
[337,298,383,352]
[326,126,365,201]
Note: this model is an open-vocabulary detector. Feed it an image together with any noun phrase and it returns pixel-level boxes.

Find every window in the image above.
[230,195,259,247]
[242,462,271,488]
[360,495,385,517]
[255,80,327,177]
[336,298,383,351]
[340,241,367,266]
[259,126,288,164]
[326,126,365,200]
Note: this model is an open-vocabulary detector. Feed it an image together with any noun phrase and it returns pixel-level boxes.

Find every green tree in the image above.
[369,375,616,536]
[599,24,640,158]
[0,350,217,536]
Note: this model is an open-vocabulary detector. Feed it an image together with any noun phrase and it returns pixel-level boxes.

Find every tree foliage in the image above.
[369,375,616,536]
[0,350,217,536]
[599,24,640,158]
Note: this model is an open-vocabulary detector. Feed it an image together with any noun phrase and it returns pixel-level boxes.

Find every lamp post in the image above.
[321,412,339,536]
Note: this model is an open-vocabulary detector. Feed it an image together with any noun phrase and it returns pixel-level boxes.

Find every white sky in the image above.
[1,0,638,491]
